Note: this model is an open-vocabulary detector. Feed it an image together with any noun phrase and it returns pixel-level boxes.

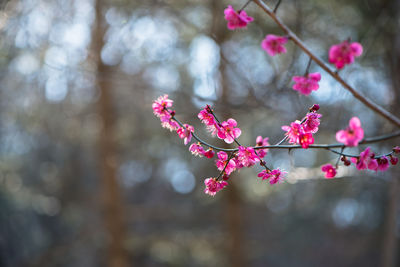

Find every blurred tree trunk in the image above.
[382,2,400,266]
[92,1,129,267]
[210,1,246,266]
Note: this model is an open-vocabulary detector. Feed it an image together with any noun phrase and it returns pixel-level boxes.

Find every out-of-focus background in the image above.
[0,0,400,266]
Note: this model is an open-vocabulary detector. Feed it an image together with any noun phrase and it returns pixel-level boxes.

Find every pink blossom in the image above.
[204,149,215,159]
[281,120,304,144]
[261,34,288,56]
[216,151,236,175]
[321,164,337,178]
[198,106,215,126]
[329,41,363,69]
[351,147,378,170]
[189,143,205,157]
[236,146,259,167]
[204,178,228,196]
[299,133,314,149]
[377,156,390,172]
[394,146,400,154]
[257,169,271,180]
[218,118,241,144]
[292,72,321,95]
[269,169,286,185]
[303,112,322,134]
[160,114,179,131]
[177,124,194,145]
[255,136,270,158]
[258,169,286,184]
[390,155,398,165]
[336,117,364,147]
[152,94,173,117]
[224,5,254,30]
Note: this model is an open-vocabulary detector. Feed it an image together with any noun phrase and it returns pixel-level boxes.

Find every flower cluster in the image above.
[281,107,322,148]
[152,95,179,131]
[336,117,364,147]
[151,4,397,198]
[292,72,321,95]
[224,5,254,30]
[329,40,363,69]
[198,106,241,144]
[261,34,288,56]
[257,168,287,185]
[321,146,399,179]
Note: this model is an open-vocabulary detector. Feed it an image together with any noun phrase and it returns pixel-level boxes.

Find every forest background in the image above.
[0,0,400,266]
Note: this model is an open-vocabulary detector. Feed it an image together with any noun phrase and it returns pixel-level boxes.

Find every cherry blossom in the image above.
[299,133,314,149]
[255,136,270,158]
[160,114,179,131]
[189,143,205,157]
[236,146,259,167]
[218,118,241,144]
[204,149,215,159]
[269,169,287,184]
[204,178,228,196]
[390,155,398,165]
[351,147,378,170]
[281,121,304,144]
[152,94,173,117]
[303,112,322,134]
[177,124,194,145]
[377,156,390,172]
[224,5,254,30]
[292,72,321,95]
[261,34,288,56]
[321,164,337,178]
[257,169,271,180]
[216,151,236,175]
[329,40,363,69]
[336,117,364,147]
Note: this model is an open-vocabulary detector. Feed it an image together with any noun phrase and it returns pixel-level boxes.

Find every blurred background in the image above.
[0,0,400,266]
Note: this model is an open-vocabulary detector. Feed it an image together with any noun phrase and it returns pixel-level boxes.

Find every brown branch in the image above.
[252,0,400,128]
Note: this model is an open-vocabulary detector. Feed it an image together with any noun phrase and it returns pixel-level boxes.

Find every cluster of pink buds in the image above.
[281,105,322,149]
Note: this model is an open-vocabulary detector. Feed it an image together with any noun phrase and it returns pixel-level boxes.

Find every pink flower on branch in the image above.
[329,40,363,69]
[281,121,304,144]
[198,106,216,126]
[152,94,173,117]
[299,133,314,149]
[189,143,205,157]
[303,112,322,134]
[351,147,378,170]
[204,178,228,196]
[224,5,254,30]
[236,146,259,167]
[390,155,398,165]
[292,72,321,95]
[218,118,242,144]
[177,124,194,145]
[321,164,337,178]
[336,117,364,147]
[204,149,215,159]
[261,34,288,56]
[377,156,390,172]
[255,136,270,158]
[258,168,286,184]
[216,151,236,175]
[160,114,179,131]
